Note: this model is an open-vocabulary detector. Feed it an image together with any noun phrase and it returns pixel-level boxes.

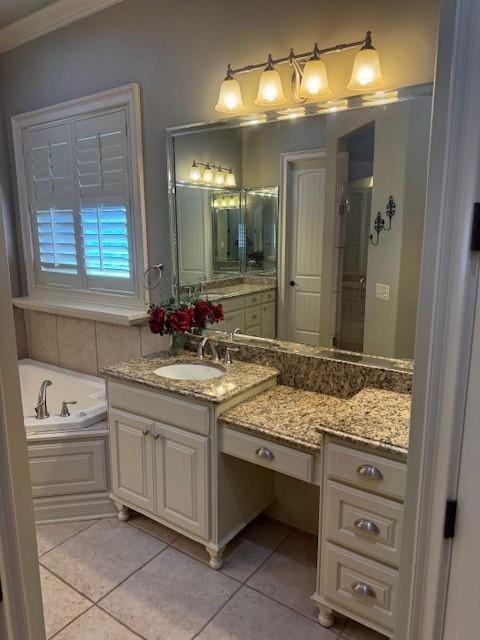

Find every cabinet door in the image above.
[154,422,209,539]
[109,409,155,512]
[262,301,276,337]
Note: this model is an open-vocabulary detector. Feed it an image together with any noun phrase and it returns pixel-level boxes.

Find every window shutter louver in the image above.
[22,107,136,295]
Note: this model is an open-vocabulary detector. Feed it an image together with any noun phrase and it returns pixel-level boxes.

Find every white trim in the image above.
[398,0,480,638]
[0,0,125,53]
[12,83,149,311]
[278,148,326,340]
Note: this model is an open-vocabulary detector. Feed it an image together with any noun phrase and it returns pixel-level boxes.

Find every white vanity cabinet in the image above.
[216,288,276,338]
[107,377,277,568]
[313,438,407,638]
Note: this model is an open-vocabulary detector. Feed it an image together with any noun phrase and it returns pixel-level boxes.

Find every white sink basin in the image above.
[153,363,225,381]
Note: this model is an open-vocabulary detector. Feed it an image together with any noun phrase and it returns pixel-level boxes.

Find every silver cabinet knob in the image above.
[351,581,377,599]
[152,433,160,439]
[354,518,380,535]
[357,464,384,480]
[256,447,275,461]
[142,429,150,436]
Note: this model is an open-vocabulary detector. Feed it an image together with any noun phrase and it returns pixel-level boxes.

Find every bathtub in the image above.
[19,360,115,522]
[19,359,107,433]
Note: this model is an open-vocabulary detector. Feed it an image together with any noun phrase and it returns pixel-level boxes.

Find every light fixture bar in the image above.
[229,38,365,76]
[194,161,232,172]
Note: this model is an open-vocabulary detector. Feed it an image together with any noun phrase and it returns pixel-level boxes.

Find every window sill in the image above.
[12,297,149,326]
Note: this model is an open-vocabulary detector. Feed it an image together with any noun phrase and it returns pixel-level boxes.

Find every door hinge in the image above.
[471,202,480,251]
[443,499,458,539]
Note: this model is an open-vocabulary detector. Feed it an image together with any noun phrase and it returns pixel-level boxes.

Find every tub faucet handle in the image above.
[60,400,77,417]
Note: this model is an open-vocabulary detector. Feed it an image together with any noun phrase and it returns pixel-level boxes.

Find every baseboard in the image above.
[34,491,116,523]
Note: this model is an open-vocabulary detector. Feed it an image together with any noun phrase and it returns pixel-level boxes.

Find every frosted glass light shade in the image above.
[255,69,286,107]
[202,166,214,183]
[215,78,246,114]
[214,170,225,186]
[189,163,201,182]
[299,58,331,99]
[225,171,236,187]
[347,47,386,91]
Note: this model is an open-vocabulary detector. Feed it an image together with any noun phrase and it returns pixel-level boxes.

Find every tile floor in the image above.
[36,514,387,640]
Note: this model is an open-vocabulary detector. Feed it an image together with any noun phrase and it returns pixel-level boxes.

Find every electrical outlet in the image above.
[376,283,390,301]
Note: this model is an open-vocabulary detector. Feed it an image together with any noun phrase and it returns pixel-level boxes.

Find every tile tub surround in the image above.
[102,352,279,403]
[220,385,411,457]
[18,309,170,376]
[37,514,384,639]
[186,334,413,398]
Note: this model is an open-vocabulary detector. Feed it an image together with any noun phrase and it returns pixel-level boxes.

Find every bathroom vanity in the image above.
[103,350,409,638]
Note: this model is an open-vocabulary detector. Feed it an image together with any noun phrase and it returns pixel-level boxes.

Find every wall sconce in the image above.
[215,30,385,115]
[370,195,397,245]
[189,160,236,187]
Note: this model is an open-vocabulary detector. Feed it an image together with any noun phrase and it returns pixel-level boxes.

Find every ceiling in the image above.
[0,0,58,30]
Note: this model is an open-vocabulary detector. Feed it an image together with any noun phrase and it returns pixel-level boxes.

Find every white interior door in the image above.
[287,166,326,344]
[442,274,480,638]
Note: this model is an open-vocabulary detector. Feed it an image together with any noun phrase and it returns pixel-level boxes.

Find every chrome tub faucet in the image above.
[35,379,52,420]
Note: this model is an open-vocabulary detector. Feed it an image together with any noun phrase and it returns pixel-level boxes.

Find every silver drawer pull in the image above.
[354,518,380,535]
[351,581,377,599]
[152,433,160,439]
[357,464,384,480]
[142,429,150,436]
[256,447,275,461]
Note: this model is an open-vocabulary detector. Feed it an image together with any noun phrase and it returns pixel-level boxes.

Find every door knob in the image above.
[289,280,297,286]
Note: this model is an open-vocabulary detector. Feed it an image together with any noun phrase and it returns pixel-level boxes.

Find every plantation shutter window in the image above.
[13,85,146,309]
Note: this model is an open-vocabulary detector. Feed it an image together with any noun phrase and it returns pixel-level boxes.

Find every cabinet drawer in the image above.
[327,442,406,501]
[29,439,107,498]
[261,302,276,337]
[219,426,313,482]
[220,308,245,333]
[220,296,244,313]
[325,481,403,566]
[245,305,261,328]
[322,542,398,633]
[261,289,276,303]
[244,292,262,307]
[108,381,210,435]
[246,325,262,337]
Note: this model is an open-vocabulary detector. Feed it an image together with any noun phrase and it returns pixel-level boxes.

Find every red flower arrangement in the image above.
[148,297,224,336]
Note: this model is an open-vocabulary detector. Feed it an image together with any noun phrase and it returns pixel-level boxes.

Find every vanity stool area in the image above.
[104,351,410,639]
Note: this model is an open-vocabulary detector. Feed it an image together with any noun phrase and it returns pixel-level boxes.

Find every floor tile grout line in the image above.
[39,563,98,606]
[90,604,148,640]
[38,518,101,559]
[239,527,294,585]
[48,602,96,640]
[190,581,244,640]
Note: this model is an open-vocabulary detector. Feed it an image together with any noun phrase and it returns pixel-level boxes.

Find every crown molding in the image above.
[0,0,125,54]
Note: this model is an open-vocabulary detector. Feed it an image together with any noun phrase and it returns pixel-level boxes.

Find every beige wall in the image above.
[0,0,439,299]
[17,310,169,375]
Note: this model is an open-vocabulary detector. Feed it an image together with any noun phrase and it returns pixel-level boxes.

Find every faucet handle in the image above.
[224,347,240,365]
[60,400,77,417]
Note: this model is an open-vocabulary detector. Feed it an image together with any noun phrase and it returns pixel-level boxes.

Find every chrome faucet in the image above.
[230,328,242,341]
[197,336,219,361]
[35,379,52,420]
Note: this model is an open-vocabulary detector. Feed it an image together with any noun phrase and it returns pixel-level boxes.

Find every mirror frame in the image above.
[166,82,433,371]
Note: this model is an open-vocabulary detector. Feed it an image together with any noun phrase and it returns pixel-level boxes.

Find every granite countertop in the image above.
[204,282,276,300]
[219,385,411,457]
[102,352,278,403]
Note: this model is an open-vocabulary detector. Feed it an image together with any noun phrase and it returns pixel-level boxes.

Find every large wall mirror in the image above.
[168,84,432,364]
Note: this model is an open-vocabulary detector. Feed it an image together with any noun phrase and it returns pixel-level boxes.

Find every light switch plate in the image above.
[376,283,390,301]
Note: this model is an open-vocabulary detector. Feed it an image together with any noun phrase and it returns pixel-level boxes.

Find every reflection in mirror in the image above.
[169,86,432,362]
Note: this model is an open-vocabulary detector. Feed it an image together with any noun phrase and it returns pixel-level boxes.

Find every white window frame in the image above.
[12,83,148,311]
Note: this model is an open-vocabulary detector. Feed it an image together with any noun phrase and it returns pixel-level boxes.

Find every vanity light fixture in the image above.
[189,161,202,182]
[214,31,385,115]
[225,170,236,187]
[347,31,386,91]
[255,54,287,107]
[214,168,225,186]
[188,160,237,187]
[202,164,214,184]
[215,64,246,114]
[298,44,331,99]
